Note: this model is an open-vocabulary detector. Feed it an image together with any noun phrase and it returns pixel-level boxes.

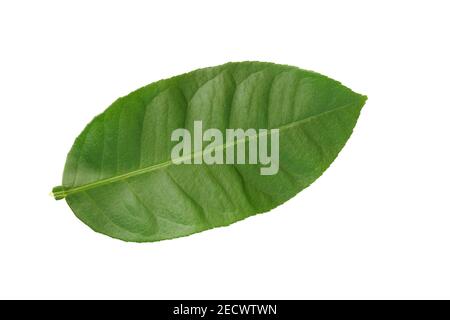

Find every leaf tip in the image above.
[355,93,368,111]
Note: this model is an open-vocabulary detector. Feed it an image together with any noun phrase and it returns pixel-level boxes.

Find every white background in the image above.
[1,0,449,299]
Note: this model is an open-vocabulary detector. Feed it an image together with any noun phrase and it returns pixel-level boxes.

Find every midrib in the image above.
[52,102,359,199]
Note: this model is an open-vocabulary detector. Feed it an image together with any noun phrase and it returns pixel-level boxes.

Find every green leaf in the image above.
[52,61,367,242]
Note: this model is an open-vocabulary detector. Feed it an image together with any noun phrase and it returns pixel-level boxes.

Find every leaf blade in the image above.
[54,61,367,242]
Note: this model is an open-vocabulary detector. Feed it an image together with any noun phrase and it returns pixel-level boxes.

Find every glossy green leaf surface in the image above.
[53,62,367,242]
